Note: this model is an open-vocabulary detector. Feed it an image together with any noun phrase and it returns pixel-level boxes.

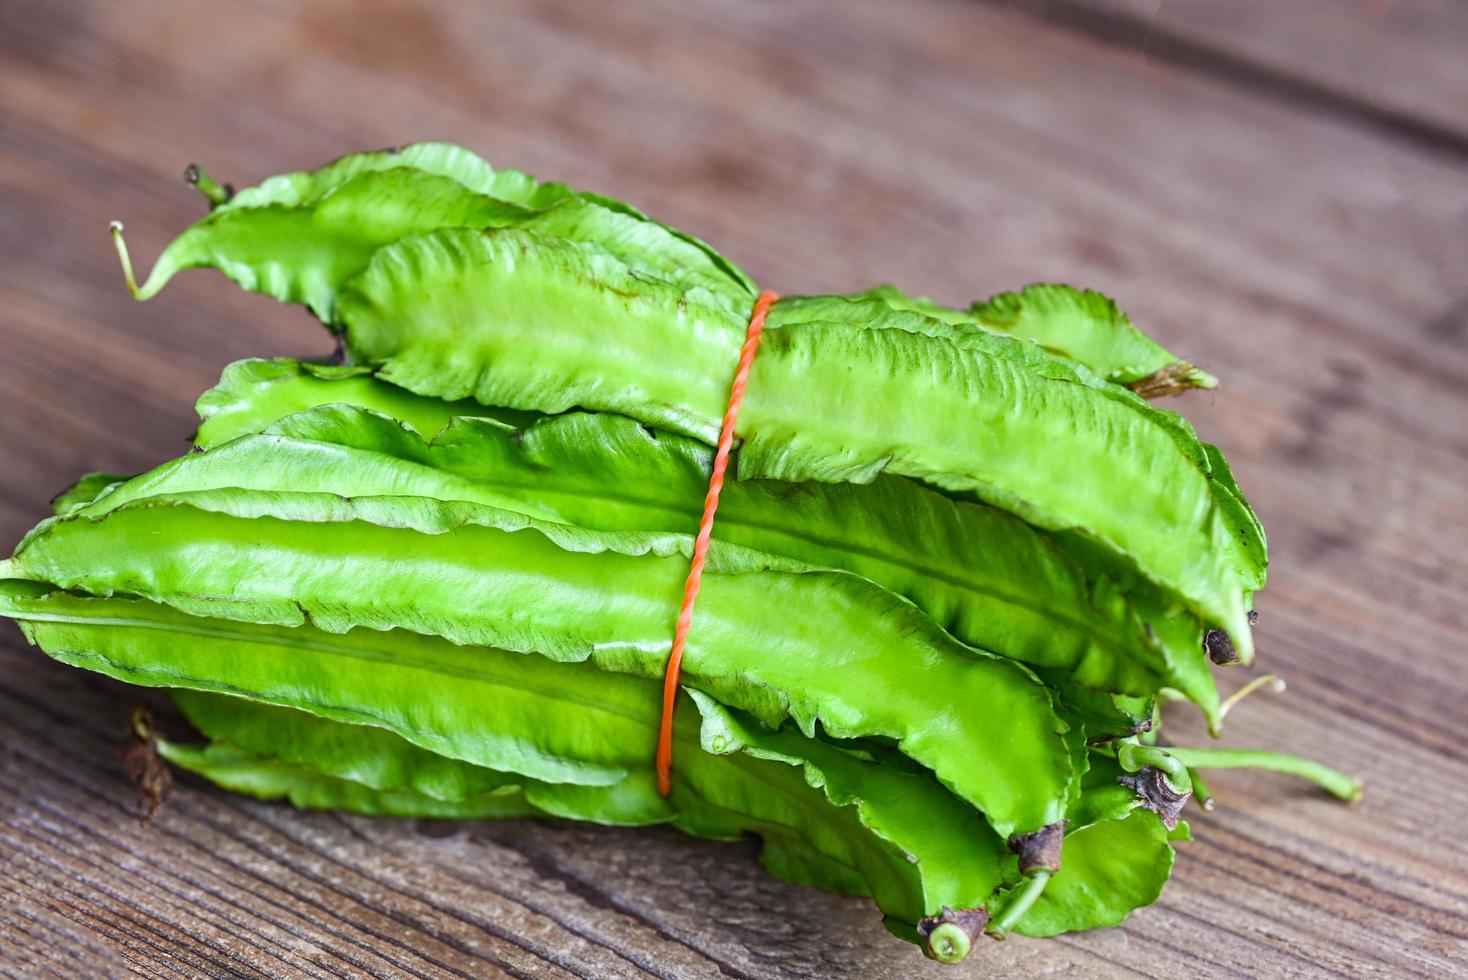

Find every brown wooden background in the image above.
[2,1,1466,976]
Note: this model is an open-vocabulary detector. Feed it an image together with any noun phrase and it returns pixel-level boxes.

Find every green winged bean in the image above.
[852,283,1216,393]
[192,358,535,447]
[50,471,129,516]
[158,740,549,820]
[114,146,1266,653]
[0,581,1009,949]
[124,151,754,320]
[177,685,1009,925]
[163,689,1175,946]
[171,364,1218,727]
[322,227,1258,656]
[0,140,1359,963]
[115,145,1260,603]
[2,484,1082,839]
[212,141,750,291]
[131,144,1194,388]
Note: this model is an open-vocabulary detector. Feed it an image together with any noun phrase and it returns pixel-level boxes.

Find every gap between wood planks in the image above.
[975,0,1468,164]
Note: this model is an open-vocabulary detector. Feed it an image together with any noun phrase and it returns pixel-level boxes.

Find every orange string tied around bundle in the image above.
[655,288,779,797]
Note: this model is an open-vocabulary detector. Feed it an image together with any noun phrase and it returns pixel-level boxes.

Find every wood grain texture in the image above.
[2,0,1466,976]
[996,0,1468,155]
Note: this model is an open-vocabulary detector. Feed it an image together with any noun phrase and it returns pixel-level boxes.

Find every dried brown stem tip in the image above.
[1206,610,1259,666]
[120,706,172,823]
[1125,361,1216,399]
[1009,821,1067,874]
[1204,628,1241,665]
[1118,766,1191,829]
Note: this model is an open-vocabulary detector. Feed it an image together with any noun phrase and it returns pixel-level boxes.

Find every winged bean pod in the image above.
[158,740,549,820]
[124,144,1196,390]
[853,283,1217,393]
[159,690,1176,947]
[169,688,1012,940]
[2,484,1083,839]
[167,364,1217,726]
[193,357,537,446]
[320,227,1258,656]
[50,377,1184,737]
[0,138,1367,965]
[210,142,753,293]
[0,580,1017,953]
[122,154,754,320]
[111,146,1266,651]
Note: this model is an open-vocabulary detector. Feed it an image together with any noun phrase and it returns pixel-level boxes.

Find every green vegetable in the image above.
[853,283,1217,394]
[112,144,1260,655]
[2,479,1083,839]
[327,227,1260,656]
[164,686,1012,932]
[157,690,1178,949]
[0,143,1358,963]
[2,580,1019,943]
[132,145,1200,391]
[193,357,535,447]
[49,471,128,515]
[158,739,547,820]
[176,362,1211,725]
[121,144,754,320]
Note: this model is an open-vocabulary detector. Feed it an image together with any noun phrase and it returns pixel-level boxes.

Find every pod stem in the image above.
[1162,747,1362,803]
[109,221,141,298]
[1219,673,1286,719]
[986,870,1052,940]
[184,163,233,208]
[1187,766,1217,811]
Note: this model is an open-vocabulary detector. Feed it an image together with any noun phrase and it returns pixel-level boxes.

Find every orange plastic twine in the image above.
[656,289,779,797]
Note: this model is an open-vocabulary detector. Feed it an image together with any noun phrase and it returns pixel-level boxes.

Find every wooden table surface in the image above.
[2,1,1466,976]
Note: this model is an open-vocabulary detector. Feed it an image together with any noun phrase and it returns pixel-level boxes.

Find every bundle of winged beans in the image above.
[0,144,1360,963]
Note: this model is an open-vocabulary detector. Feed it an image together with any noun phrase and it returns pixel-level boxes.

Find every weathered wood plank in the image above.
[1,0,1466,976]
[995,0,1468,154]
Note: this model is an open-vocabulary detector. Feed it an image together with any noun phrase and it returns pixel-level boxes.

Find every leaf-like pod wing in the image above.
[847,283,1216,393]
[50,472,129,516]
[218,142,579,214]
[157,739,549,820]
[6,483,1081,838]
[133,149,752,318]
[185,379,1196,719]
[969,284,1217,391]
[193,358,533,447]
[336,227,1258,657]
